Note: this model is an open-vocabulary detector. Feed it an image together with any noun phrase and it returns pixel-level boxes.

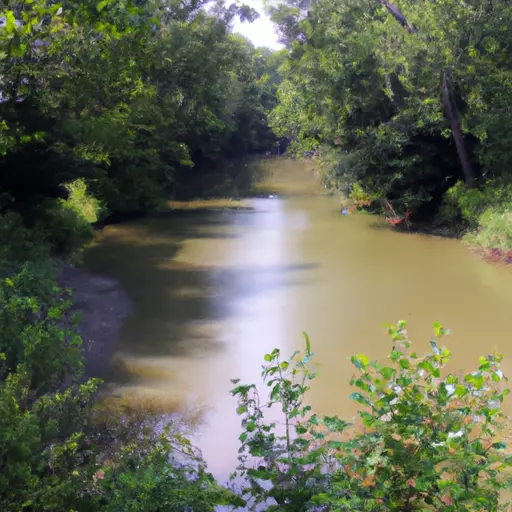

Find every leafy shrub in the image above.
[0,212,49,263]
[349,181,379,209]
[95,427,243,512]
[35,198,95,258]
[441,181,512,228]
[1,179,101,261]
[464,208,512,253]
[64,179,104,224]
[232,322,512,511]
[0,261,83,391]
[0,373,101,511]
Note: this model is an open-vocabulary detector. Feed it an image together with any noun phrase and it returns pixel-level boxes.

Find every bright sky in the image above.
[232,0,284,49]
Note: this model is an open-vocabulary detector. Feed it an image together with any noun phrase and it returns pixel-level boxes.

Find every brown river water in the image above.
[84,159,512,482]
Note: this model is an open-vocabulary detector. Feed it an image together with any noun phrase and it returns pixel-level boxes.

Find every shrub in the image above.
[349,181,378,209]
[35,198,95,257]
[463,208,512,253]
[441,180,512,228]
[232,322,512,511]
[0,256,239,512]
[0,212,49,264]
[0,260,83,391]
[64,178,104,224]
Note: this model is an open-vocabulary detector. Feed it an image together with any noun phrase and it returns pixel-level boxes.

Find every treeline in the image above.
[0,2,285,508]
[267,0,511,256]
[1,0,285,256]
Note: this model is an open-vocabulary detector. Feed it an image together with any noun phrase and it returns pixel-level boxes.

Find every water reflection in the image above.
[84,161,512,482]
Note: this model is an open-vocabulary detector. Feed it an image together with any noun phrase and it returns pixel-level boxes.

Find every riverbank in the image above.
[395,221,512,265]
[339,200,512,266]
[59,263,132,378]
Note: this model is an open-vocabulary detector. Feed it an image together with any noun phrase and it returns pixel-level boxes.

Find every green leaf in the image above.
[303,331,312,356]
[97,0,109,12]
[418,360,436,375]
[4,11,17,34]
[455,384,467,397]
[327,440,343,450]
[350,392,371,406]
[399,359,410,369]
[236,405,248,415]
[380,366,396,379]
[351,353,369,370]
[390,350,402,361]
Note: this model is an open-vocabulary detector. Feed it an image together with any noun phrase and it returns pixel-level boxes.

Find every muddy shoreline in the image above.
[59,263,132,378]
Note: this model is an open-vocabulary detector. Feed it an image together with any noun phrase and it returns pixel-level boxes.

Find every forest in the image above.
[269,0,511,257]
[1,0,284,252]
[1,0,511,510]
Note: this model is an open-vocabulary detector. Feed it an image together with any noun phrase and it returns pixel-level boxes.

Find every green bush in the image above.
[0,260,83,391]
[35,201,94,258]
[1,179,101,260]
[441,181,512,228]
[464,208,512,253]
[232,322,512,511]
[0,212,49,264]
[0,258,241,511]
[64,179,104,224]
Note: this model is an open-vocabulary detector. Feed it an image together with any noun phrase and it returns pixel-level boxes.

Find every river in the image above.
[84,159,512,483]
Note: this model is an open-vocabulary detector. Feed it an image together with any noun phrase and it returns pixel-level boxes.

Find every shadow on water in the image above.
[84,207,318,381]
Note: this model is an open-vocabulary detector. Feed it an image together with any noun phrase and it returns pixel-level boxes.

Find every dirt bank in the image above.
[59,264,132,378]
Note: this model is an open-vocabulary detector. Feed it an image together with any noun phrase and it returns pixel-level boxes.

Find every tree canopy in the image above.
[0,0,280,221]
[268,0,512,227]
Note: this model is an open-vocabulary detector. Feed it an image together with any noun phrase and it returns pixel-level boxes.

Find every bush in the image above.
[349,181,379,209]
[64,179,104,224]
[441,180,512,228]
[35,199,95,257]
[0,256,241,512]
[0,212,50,264]
[232,322,512,511]
[463,208,512,253]
[31,179,102,258]
[0,178,101,262]
[0,260,83,391]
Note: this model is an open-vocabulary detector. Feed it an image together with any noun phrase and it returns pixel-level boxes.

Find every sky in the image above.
[232,1,284,50]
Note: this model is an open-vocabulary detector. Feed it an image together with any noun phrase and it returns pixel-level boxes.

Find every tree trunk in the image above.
[377,0,476,187]
[442,71,475,187]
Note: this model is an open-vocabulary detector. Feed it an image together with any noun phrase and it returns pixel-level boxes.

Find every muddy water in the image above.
[84,160,512,482]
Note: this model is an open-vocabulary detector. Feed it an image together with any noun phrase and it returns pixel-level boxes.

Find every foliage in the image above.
[0,212,50,263]
[267,0,512,228]
[0,202,239,510]
[0,259,83,390]
[0,252,240,511]
[441,180,512,227]
[440,180,511,257]
[0,0,281,250]
[463,209,512,254]
[63,179,104,224]
[349,181,379,209]
[96,428,244,512]
[232,321,512,511]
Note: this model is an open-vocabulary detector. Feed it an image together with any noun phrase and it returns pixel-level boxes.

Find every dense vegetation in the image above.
[267,0,511,257]
[2,259,511,511]
[1,0,512,510]
[1,0,284,257]
[0,1,280,508]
